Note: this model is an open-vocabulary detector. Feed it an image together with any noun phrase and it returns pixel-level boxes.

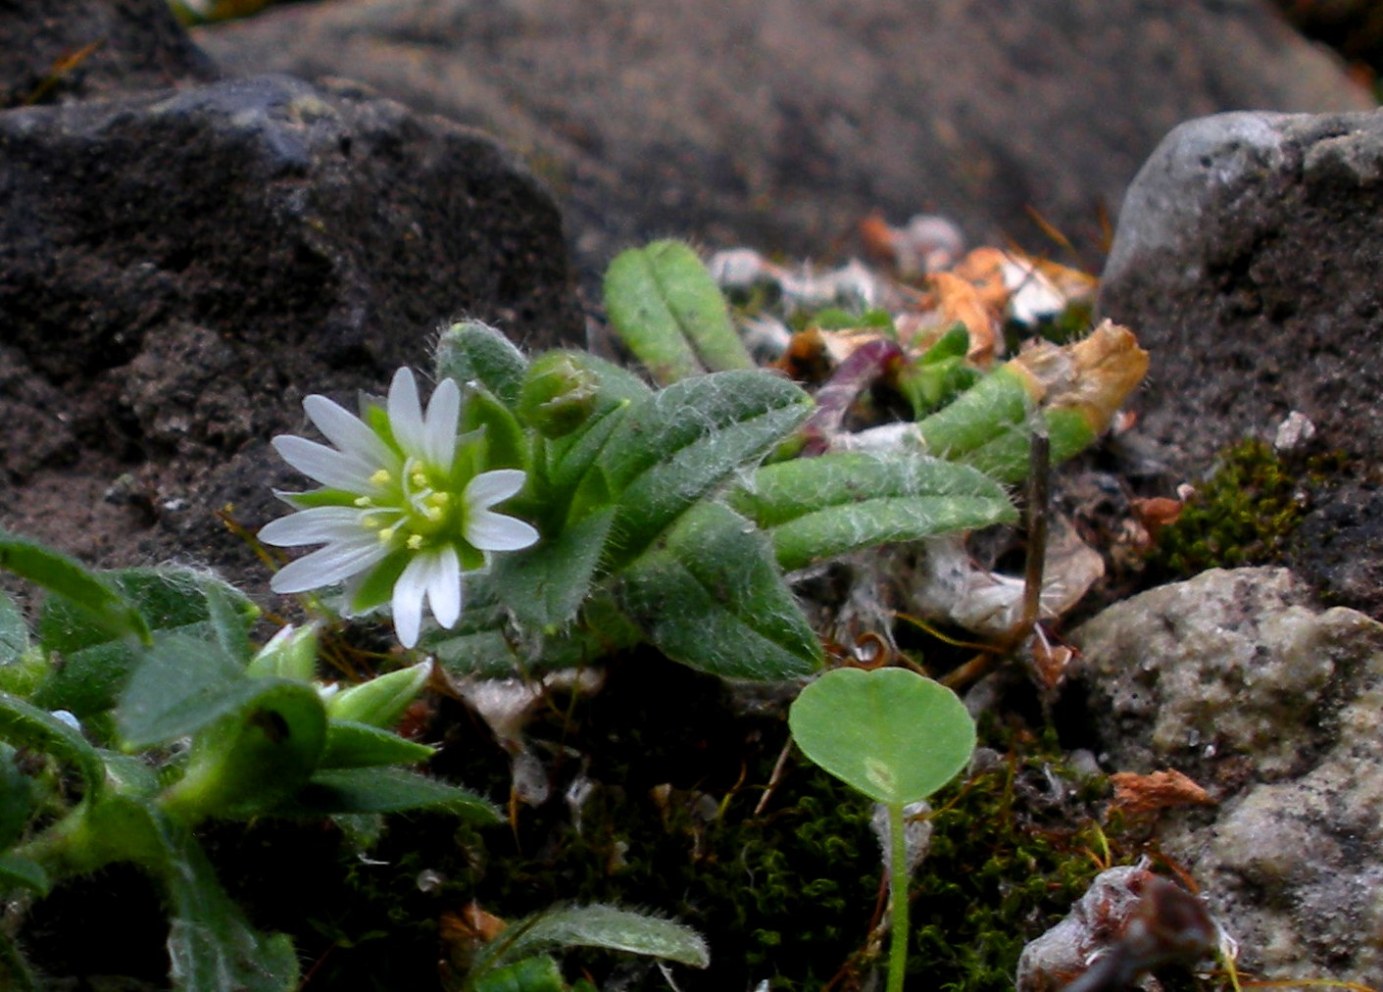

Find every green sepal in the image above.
[517,351,602,439]
[283,767,500,821]
[325,660,432,729]
[460,388,530,473]
[320,720,435,769]
[471,954,565,992]
[914,363,1036,460]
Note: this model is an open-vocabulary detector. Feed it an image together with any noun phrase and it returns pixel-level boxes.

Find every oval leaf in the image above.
[604,240,752,384]
[789,667,975,805]
[619,502,821,679]
[730,451,1017,571]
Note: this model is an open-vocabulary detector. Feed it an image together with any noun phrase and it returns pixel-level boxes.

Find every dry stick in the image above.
[1021,428,1051,637]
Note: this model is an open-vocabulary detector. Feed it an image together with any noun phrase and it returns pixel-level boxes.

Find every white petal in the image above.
[273,435,377,492]
[270,537,390,593]
[303,394,395,466]
[464,468,527,509]
[426,544,463,629]
[466,508,539,551]
[259,506,366,547]
[391,552,433,648]
[422,377,461,469]
[388,368,427,460]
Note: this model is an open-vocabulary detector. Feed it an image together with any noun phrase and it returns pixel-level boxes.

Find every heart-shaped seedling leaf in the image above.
[788,667,976,806]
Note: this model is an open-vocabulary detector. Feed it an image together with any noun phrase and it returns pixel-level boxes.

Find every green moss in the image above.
[1149,438,1340,578]
[904,725,1113,992]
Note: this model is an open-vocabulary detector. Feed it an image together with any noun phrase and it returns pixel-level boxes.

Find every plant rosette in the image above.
[260,367,539,647]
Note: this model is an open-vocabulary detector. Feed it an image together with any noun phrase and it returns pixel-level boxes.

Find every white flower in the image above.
[260,368,539,647]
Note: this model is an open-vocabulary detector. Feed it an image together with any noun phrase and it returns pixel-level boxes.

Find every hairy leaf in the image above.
[619,502,821,679]
[730,451,1017,571]
[604,240,752,384]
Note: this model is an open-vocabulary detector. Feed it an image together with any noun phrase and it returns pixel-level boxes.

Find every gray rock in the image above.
[1100,110,1383,478]
[192,0,1374,279]
[0,0,216,108]
[1097,108,1383,617]
[1071,567,1383,985]
[0,73,581,592]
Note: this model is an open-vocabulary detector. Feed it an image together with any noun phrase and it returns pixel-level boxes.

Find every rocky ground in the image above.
[2,1,1381,990]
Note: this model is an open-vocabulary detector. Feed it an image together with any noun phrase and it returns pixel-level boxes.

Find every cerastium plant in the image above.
[0,239,1143,991]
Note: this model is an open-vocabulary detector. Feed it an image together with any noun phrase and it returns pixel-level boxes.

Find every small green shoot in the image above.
[789,667,977,992]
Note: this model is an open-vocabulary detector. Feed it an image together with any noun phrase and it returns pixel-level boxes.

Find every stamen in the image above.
[406,534,424,550]
[410,469,428,488]
[378,526,398,544]
[369,469,391,487]
[353,496,373,508]
[424,505,445,522]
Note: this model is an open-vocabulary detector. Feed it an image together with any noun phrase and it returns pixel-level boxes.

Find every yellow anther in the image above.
[353,496,373,508]
[378,526,398,544]
[426,492,449,509]
[406,534,424,550]
[410,470,428,488]
[369,469,391,486]
[424,505,445,523]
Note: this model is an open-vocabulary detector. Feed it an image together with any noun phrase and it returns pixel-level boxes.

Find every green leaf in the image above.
[914,363,1036,461]
[0,591,27,666]
[0,854,48,897]
[788,667,975,806]
[320,721,434,769]
[499,904,710,969]
[0,533,150,646]
[115,632,249,748]
[0,691,105,798]
[490,507,615,628]
[593,371,813,566]
[160,681,328,822]
[0,743,35,849]
[619,502,821,679]
[437,319,529,408]
[729,451,1017,571]
[34,569,258,718]
[604,240,753,384]
[286,767,501,821]
[156,816,300,992]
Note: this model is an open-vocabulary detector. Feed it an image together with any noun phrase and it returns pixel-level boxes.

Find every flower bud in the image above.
[517,352,600,438]
[246,624,319,682]
[327,659,433,729]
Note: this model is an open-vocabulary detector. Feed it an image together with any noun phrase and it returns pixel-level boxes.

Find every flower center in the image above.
[359,458,467,551]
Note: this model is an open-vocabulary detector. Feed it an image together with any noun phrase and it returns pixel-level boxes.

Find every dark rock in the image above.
[1289,479,1383,611]
[1097,109,1383,615]
[0,0,217,108]
[0,73,582,595]
[191,0,1374,281]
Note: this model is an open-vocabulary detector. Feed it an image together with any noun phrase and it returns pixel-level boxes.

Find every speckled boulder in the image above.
[1071,567,1383,985]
